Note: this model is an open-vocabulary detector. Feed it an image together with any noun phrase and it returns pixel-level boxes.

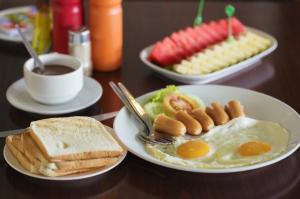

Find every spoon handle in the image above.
[16,25,45,70]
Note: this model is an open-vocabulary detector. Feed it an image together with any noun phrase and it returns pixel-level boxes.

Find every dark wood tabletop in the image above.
[1,1,300,199]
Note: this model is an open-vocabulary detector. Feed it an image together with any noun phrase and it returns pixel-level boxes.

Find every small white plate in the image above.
[0,6,35,42]
[6,77,102,115]
[113,85,300,173]
[140,27,277,84]
[3,126,127,181]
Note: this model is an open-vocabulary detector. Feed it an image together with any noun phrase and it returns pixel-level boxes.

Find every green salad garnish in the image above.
[144,85,205,121]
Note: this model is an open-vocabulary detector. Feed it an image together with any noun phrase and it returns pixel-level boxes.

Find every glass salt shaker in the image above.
[68,28,92,76]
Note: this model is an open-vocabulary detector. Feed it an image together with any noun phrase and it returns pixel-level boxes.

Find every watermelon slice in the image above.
[201,23,223,42]
[170,32,194,56]
[150,40,180,66]
[217,17,245,36]
[185,27,208,48]
[162,37,186,60]
[148,17,245,67]
[194,25,216,44]
[208,21,227,40]
[232,17,245,34]
[177,30,199,53]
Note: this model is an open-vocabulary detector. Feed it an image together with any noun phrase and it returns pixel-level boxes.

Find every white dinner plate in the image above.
[6,77,102,115]
[140,27,277,84]
[113,85,300,173]
[0,6,35,42]
[3,126,127,181]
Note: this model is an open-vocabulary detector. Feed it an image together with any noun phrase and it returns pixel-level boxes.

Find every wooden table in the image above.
[1,1,300,199]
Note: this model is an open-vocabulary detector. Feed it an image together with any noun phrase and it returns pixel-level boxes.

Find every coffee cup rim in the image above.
[24,53,82,78]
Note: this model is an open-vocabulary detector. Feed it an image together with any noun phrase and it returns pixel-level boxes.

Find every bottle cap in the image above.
[68,27,90,44]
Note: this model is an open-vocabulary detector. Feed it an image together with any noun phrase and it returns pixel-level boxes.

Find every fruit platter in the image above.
[140,17,277,84]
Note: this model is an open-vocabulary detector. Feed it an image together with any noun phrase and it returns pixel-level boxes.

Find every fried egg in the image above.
[145,117,289,168]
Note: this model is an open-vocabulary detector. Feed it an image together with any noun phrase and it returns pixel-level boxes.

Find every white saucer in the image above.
[6,77,102,115]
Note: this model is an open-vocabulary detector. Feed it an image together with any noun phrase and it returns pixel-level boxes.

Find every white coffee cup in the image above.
[24,53,83,105]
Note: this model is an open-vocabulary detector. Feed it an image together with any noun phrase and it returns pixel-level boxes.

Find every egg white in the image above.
[145,117,289,169]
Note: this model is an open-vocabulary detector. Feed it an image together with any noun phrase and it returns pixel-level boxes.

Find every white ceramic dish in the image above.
[24,53,83,104]
[140,27,277,84]
[0,6,35,42]
[6,77,102,115]
[3,126,127,181]
[113,85,300,173]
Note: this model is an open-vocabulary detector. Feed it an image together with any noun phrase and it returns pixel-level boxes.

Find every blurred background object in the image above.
[51,0,83,54]
[68,27,92,76]
[89,0,123,72]
[32,0,51,54]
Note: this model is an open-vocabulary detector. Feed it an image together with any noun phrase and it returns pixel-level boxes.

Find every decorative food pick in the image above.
[194,0,205,26]
[225,4,235,42]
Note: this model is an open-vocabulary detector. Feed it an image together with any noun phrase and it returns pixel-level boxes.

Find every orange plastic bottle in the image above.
[89,0,123,72]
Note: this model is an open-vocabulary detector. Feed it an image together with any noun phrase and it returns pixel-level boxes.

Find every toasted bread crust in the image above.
[7,133,122,175]
[5,117,125,177]
[55,157,118,170]
[29,117,124,161]
[47,151,124,162]
[6,135,118,177]
[6,135,39,174]
[39,168,93,177]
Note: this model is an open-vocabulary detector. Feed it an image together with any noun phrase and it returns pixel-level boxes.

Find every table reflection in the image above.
[5,164,128,199]
[119,153,300,199]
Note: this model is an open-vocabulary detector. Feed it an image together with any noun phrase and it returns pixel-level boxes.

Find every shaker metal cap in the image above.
[68,27,90,44]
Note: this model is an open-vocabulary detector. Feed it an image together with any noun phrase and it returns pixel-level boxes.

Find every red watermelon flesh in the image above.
[208,21,227,39]
[217,17,245,36]
[201,23,223,42]
[185,27,208,48]
[178,30,199,53]
[162,37,186,60]
[150,40,180,66]
[194,25,216,44]
[148,17,245,67]
[232,17,245,34]
[170,32,194,56]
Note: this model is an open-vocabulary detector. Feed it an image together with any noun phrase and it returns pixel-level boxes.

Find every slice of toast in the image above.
[6,135,108,177]
[30,117,124,161]
[22,133,119,171]
[6,135,39,174]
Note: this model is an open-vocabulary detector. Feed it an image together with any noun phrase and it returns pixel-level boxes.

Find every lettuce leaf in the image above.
[143,102,164,121]
[149,85,178,103]
[144,85,205,121]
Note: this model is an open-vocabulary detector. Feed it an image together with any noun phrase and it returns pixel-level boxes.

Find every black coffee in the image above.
[32,65,75,75]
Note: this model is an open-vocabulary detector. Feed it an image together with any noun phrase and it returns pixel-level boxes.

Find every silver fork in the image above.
[117,82,175,144]
[109,81,175,144]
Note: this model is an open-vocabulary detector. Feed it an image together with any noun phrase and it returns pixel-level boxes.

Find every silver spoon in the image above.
[16,25,45,72]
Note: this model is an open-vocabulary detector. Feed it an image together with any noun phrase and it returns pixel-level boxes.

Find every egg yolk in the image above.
[177,140,210,159]
[238,141,272,156]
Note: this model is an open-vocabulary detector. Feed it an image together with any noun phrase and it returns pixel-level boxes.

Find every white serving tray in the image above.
[140,27,277,84]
